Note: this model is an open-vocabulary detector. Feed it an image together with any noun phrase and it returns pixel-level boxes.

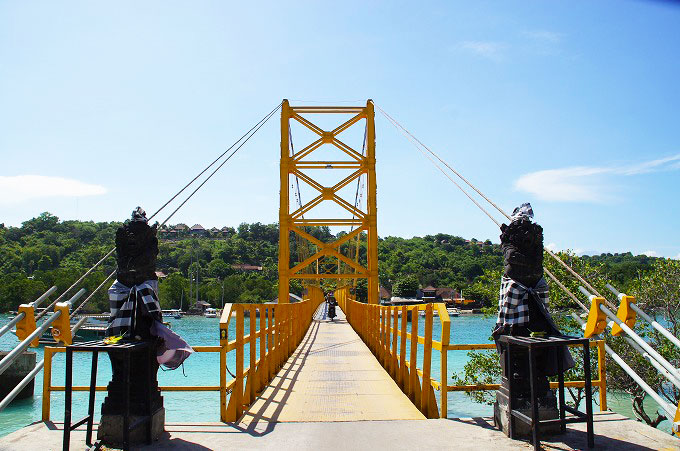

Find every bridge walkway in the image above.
[240,305,425,426]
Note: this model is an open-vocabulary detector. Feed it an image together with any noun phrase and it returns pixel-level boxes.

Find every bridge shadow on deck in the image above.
[234,314,324,436]
[231,305,425,435]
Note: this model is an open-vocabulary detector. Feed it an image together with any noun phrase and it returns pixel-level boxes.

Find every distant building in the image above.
[158,228,178,240]
[232,264,263,272]
[189,300,211,313]
[190,224,207,237]
[416,286,460,302]
[422,285,437,302]
[436,287,459,301]
[379,285,392,300]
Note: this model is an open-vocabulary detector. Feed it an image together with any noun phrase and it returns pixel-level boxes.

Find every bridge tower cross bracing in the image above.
[278,99,379,304]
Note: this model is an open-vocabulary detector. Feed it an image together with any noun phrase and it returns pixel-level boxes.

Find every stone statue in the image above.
[99,207,165,445]
[492,203,574,436]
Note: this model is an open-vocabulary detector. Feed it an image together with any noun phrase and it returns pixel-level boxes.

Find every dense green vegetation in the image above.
[0,213,662,314]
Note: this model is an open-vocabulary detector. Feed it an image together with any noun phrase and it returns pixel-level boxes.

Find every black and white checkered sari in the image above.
[106,280,161,337]
[495,276,550,328]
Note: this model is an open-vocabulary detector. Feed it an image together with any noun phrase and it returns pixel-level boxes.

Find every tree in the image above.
[158,273,188,310]
[392,275,419,298]
[207,259,230,278]
[605,258,680,427]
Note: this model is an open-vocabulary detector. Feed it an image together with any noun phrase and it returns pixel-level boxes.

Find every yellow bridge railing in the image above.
[335,288,607,419]
[41,286,325,424]
[219,287,324,422]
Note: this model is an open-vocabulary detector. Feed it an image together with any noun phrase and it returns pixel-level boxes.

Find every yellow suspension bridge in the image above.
[0,100,678,450]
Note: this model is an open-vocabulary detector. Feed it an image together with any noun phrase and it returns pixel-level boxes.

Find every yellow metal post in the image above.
[16,304,39,347]
[611,295,636,336]
[421,303,433,415]
[584,296,607,338]
[366,100,379,304]
[268,306,274,380]
[279,99,291,304]
[392,308,398,380]
[42,347,53,421]
[249,305,256,401]
[399,306,407,389]
[50,303,72,345]
[235,307,244,420]
[382,307,388,367]
[409,308,419,401]
[259,306,266,391]
[438,303,451,418]
[597,339,607,411]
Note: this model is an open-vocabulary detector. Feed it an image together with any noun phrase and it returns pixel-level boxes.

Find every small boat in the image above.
[35,315,108,344]
[204,307,217,318]
[447,307,460,317]
[163,309,183,319]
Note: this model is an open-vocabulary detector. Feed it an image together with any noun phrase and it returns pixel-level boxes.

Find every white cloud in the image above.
[459,41,506,61]
[515,153,680,203]
[546,242,558,252]
[640,250,659,257]
[618,154,680,175]
[514,166,610,202]
[0,175,107,205]
[675,253,680,260]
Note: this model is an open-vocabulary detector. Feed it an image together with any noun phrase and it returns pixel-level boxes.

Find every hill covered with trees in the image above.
[0,212,661,313]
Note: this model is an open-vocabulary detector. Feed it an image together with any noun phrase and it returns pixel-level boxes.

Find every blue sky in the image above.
[1,0,678,258]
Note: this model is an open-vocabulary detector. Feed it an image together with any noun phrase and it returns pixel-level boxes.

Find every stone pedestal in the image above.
[97,407,165,446]
[494,345,560,437]
[97,344,164,447]
[494,381,560,437]
[0,351,36,401]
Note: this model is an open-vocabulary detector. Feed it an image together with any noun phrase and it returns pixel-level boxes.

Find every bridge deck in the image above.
[241,306,425,425]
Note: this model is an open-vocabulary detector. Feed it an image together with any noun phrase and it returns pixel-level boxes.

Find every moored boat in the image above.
[204,308,217,318]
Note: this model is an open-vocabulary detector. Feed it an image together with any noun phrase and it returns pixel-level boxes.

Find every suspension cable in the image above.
[147,101,284,223]
[377,104,509,223]
[36,102,282,318]
[69,270,116,319]
[289,125,315,279]
[159,103,281,227]
[378,106,501,227]
[35,249,116,320]
[376,103,615,309]
[348,125,368,284]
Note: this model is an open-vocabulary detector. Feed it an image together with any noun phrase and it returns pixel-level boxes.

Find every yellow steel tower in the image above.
[278,100,379,304]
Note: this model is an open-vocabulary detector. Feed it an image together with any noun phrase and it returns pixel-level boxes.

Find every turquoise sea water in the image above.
[0,312,672,437]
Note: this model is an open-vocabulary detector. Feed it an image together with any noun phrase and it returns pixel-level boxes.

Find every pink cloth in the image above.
[151,321,193,369]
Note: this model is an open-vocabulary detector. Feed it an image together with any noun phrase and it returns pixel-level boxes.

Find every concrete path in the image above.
[2,412,679,450]
[239,306,424,427]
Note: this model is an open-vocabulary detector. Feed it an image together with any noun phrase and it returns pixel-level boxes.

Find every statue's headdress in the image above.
[131,207,148,223]
[511,203,533,222]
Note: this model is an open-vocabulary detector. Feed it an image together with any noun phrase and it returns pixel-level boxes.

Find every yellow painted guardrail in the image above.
[335,288,607,419]
[41,286,326,424]
[220,286,324,422]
